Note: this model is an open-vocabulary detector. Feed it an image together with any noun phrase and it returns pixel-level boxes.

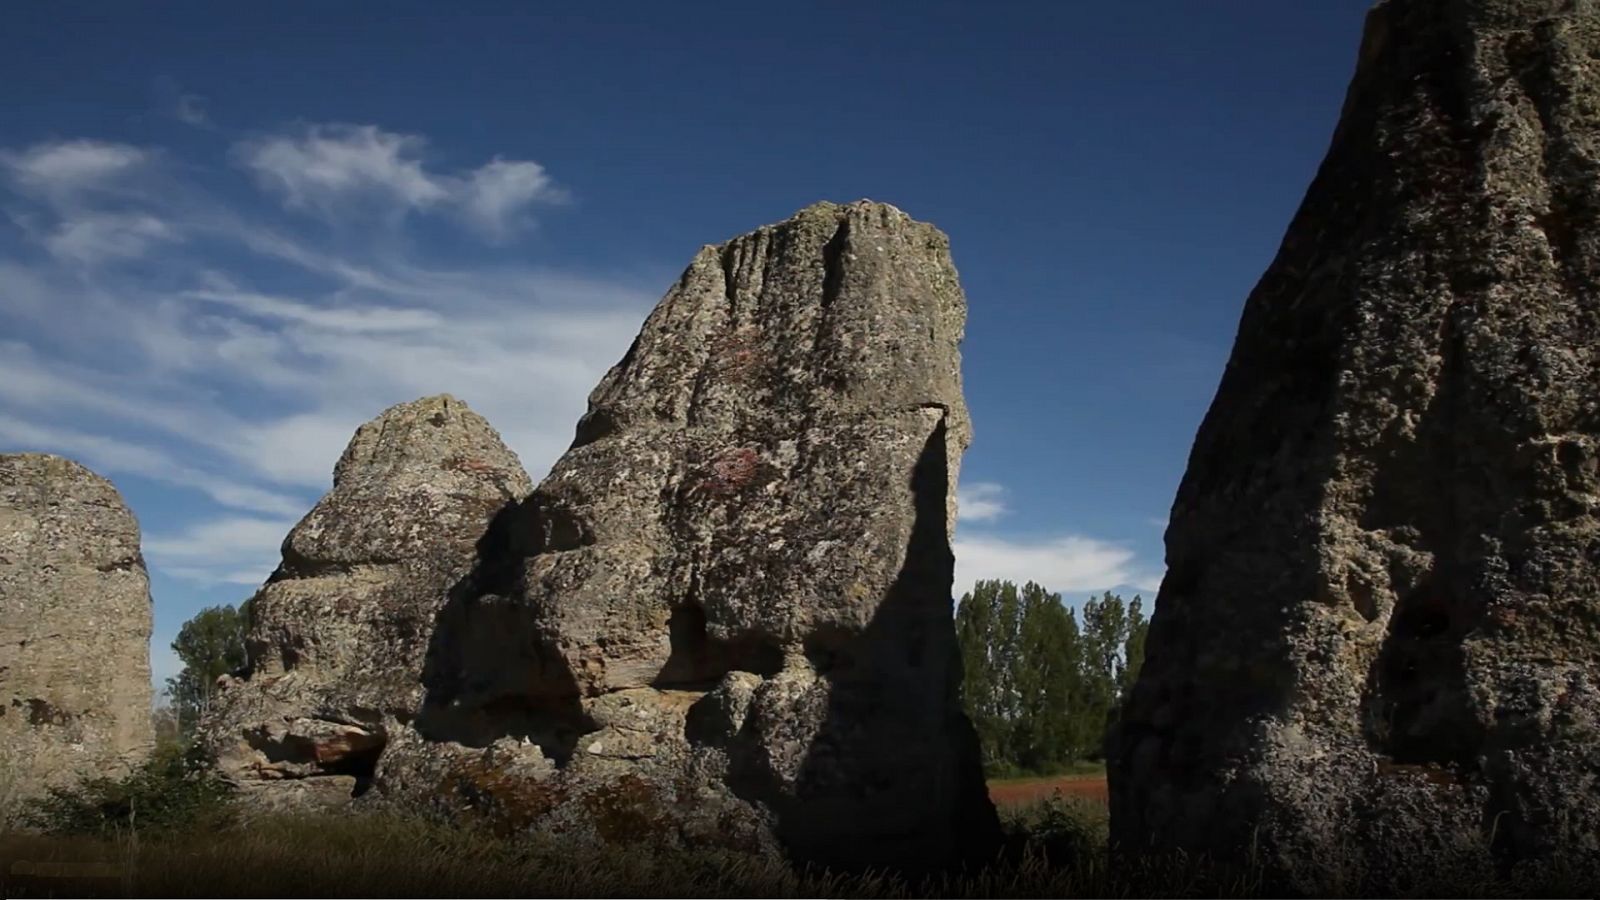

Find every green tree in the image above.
[956,582,1155,773]
[165,600,252,737]
[1078,591,1133,759]
[956,580,1021,768]
[955,581,999,762]
[1012,581,1080,771]
[1119,595,1151,699]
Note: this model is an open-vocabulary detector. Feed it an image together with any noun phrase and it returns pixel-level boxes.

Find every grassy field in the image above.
[0,796,1281,899]
[0,770,1586,898]
[987,771,1108,809]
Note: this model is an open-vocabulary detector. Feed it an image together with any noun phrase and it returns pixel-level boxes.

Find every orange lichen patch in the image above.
[692,447,762,498]
[581,774,672,844]
[309,729,385,767]
[710,325,762,380]
[1376,760,1462,789]
[443,758,569,838]
[443,455,504,477]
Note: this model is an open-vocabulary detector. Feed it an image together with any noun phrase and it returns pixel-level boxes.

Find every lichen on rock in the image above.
[201,394,532,807]
[382,200,999,872]
[0,453,154,806]
[1109,0,1600,892]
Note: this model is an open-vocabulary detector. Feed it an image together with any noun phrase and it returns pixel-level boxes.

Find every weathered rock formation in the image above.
[0,454,154,807]
[379,200,1000,871]
[202,395,532,808]
[1110,0,1600,892]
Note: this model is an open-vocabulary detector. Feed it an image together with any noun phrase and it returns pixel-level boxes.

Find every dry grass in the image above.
[0,796,1588,898]
[0,746,23,831]
[0,797,1262,899]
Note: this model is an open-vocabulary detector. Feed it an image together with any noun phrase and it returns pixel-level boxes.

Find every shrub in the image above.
[22,741,234,838]
[1000,792,1108,867]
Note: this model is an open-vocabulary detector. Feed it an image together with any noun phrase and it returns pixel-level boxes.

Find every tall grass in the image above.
[0,783,1587,898]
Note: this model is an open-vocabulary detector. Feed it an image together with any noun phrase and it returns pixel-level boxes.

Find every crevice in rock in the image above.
[327,735,385,798]
[22,697,71,727]
[653,602,783,689]
[1362,577,1482,769]
[269,553,403,583]
[524,499,592,555]
[94,554,143,574]
[820,218,851,309]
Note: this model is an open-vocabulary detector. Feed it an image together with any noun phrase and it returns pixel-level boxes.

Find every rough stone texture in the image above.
[1109,0,1600,892]
[201,395,531,806]
[380,200,1000,871]
[0,454,153,807]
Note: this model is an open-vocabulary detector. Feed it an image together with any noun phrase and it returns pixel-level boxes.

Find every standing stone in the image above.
[383,200,1000,871]
[1110,0,1600,892]
[201,395,531,809]
[0,454,153,809]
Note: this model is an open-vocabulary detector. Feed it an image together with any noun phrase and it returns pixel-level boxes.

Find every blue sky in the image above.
[1,1,1373,690]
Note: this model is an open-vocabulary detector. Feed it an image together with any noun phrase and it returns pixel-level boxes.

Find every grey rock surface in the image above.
[0,453,153,810]
[1109,0,1600,892]
[201,395,531,805]
[380,200,1000,871]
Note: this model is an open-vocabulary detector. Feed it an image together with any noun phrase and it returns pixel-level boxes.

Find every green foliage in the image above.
[956,581,1149,774]
[999,793,1109,866]
[22,741,235,838]
[165,600,251,736]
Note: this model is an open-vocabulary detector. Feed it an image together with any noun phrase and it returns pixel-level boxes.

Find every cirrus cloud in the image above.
[235,123,566,239]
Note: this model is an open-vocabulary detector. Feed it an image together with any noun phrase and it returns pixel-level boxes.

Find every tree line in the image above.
[956,581,1149,776]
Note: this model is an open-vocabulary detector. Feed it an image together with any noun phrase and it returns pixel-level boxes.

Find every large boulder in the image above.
[1109,0,1600,892]
[381,200,1000,871]
[0,454,153,808]
[201,395,532,807]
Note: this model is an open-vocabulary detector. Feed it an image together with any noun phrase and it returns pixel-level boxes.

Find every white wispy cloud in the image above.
[0,139,149,193]
[44,211,180,264]
[0,414,308,517]
[237,124,448,215]
[183,286,446,334]
[0,132,652,593]
[143,515,302,586]
[956,481,1008,523]
[235,123,564,238]
[953,532,1161,597]
[460,157,562,240]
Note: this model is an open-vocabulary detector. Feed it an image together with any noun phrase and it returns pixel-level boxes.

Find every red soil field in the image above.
[987,774,1109,808]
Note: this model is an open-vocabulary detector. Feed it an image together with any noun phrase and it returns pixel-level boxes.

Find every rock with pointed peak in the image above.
[201,394,531,805]
[1109,0,1600,891]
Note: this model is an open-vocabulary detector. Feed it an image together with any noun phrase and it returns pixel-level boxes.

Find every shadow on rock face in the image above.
[726,417,1002,875]
[413,500,594,767]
